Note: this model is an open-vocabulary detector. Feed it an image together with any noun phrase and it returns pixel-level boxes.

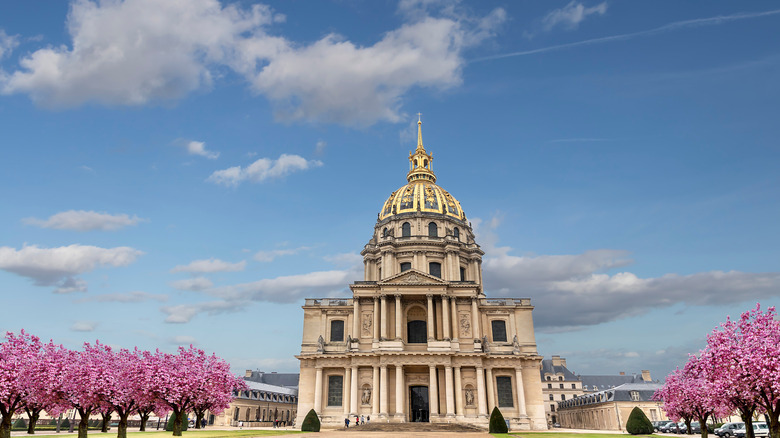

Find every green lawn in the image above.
[18,431,301,438]
[493,433,659,438]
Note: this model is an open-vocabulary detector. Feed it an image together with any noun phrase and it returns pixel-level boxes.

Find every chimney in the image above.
[642,370,652,382]
[245,370,253,378]
[552,355,563,367]
[619,372,625,376]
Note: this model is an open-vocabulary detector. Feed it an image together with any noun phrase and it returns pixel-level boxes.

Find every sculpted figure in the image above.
[362,387,371,405]
[465,388,475,406]
[317,335,325,353]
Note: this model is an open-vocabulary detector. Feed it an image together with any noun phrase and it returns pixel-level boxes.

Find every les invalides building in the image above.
[294,120,546,430]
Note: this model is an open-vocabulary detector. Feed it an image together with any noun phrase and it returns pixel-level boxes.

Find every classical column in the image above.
[395,294,402,340]
[314,367,323,414]
[442,296,451,340]
[454,366,464,416]
[476,366,487,417]
[353,298,360,340]
[344,367,351,415]
[380,365,388,416]
[351,365,359,415]
[515,367,527,416]
[471,298,481,339]
[372,365,380,416]
[429,365,439,416]
[395,365,404,419]
[373,297,380,341]
[380,295,388,340]
[444,366,455,417]
[486,367,495,413]
[426,294,435,341]
[413,251,419,270]
[451,297,459,342]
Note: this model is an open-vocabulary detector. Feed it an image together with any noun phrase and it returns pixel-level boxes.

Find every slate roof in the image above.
[539,359,580,381]
[580,374,648,392]
[244,371,300,388]
[558,382,663,409]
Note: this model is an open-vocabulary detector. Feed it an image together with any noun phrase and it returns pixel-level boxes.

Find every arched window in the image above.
[234,408,240,421]
[400,262,411,272]
[453,227,460,241]
[429,262,441,278]
[402,222,411,237]
[330,320,344,342]
[382,227,388,237]
[428,222,437,237]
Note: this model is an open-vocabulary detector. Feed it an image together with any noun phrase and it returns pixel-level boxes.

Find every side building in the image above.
[540,356,583,426]
[209,370,299,427]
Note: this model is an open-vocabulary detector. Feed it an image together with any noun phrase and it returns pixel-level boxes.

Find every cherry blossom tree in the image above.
[61,342,113,438]
[0,331,40,438]
[655,367,697,434]
[190,354,246,429]
[19,340,70,434]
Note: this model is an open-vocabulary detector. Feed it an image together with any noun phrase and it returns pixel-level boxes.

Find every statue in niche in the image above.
[465,388,475,406]
[459,315,471,337]
[316,335,325,353]
[512,335,521,353]
[362,313,372,336]
[482,336,490,353]
[361,386,372,405]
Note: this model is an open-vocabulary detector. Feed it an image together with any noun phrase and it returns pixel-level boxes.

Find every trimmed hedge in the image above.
[12,418,27,430]
[300,409,320,432]
[489,407,508,433]
[626,407,654,435]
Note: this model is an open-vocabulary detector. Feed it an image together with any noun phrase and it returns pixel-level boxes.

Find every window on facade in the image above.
[491,320,507,342]
[460,267,466,281]
[559,384,564,389]
[402,222,411,237]
[327,375,343,406]
[233,408,240,421]
[400,262,411,272]
[571,384,576,389]
[561,394,566,401]
[551,404,556,412]
[547,383,552,389]
[407,320,427,343]
[382,228,388,237]
[558,376,563,381]
[330,320,344,342]
[630,391,641,401]
[428,222,438,237]
[549,394,554,401]
[650,409,658,420]
[453,227,460,241]
[546,376,551,381]
[496,376,514,407]
[429,262,441,278]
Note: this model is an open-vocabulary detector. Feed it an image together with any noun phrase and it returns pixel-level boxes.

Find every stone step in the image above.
[338,422,485,432]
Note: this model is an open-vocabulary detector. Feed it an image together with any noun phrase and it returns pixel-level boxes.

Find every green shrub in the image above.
[60,418,70,429]
[165,413,189,432]
[626,407,654,435]
[12,418,27,430]
[489,407,508,433]
[300,409,320,432]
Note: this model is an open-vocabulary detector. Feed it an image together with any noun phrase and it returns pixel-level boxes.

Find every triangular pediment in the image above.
[380,269,447,285]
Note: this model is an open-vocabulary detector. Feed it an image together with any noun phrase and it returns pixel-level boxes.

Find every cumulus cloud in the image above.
[170,277,214,291]
[70,321,97,332]
[542,1,607,31]
[162,266,362,323]
[170,258,245,274]
[184,141,219,159]
[0,29,19,59]
[0,244,143,292]
[22,210,147,231]
[254,246,310,262]
[78,291,168,303]
[0,0,504,125]
[207,154,322,186]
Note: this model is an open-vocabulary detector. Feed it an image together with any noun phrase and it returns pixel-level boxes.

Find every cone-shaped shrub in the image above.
[165,413,189,432]
[60,419,70,430]
[301,409,320,432]
[626,407,654,435]
[489,407,508,433]
[12,418,27,430]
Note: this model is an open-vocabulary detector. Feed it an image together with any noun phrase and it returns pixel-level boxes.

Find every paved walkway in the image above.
[299,431,493,438]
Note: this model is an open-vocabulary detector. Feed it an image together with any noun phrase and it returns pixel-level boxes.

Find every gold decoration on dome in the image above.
[407,116,436,184]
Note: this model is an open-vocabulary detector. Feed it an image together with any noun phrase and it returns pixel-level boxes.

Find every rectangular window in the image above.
[400,262,411,272]
[330,320,344,342]
[547,383,552,389]
[551,404,556,412]
[327,375,343,406]
[491,320,507,342]
[549,394,554,401]
[561,394,566,400]
[651,409,658,420]
[429,262,441,278]
[559,383,564,389]
[496,376,513,407]
[571,384,576,389]
[459,267,465,281]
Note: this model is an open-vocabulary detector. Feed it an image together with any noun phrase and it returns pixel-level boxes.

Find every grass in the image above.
[492,433,659,438]
[18,431,302,438]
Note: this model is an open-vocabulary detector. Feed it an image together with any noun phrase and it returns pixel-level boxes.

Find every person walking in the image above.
[344,417,350,428]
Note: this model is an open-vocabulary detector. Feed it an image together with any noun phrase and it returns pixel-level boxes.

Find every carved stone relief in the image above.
[361,385,372,405]
[464,387,475,406]
[459,313,471,337]
[361,312,373,337]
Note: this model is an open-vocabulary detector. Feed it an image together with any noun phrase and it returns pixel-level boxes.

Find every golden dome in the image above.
[378,117,466,222]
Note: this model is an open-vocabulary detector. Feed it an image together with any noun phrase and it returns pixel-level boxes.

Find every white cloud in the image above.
[207,154,323,186]
[78,291,168,303]
[70,321,97,332]
[0,29,19,59]
[542,1,607,31]
[0,0,505,126]
[185,140,219,159]
[254,246,310,262]
[170,258,245,274]
[22,210,147,231]
[170,277,214,291]
[315,140,326,155]
[0,244,143,292]
[170,335,198,345]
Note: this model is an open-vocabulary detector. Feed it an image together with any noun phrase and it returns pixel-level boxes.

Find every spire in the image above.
[407,115,436,183]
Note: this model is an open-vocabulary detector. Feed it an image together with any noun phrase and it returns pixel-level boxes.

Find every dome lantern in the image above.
[407,116,436,184]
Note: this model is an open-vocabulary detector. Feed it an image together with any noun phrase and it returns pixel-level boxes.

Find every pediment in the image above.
[380,269,446,285]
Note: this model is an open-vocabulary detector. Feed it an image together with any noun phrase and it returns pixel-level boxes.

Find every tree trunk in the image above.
[768,409,780,438]
[116,413,129,438]
[685,418,693,435]
[740,406,756,438]
[139,413,150,432]
[0,412,12,438]
[78,414,89,438]
[193,410,204,429]
[172,409,183,437]
[101,412,111,433]
[698,414,710,438]
[25,408,41,434]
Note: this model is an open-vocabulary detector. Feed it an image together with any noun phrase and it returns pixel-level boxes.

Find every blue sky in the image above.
[1,0,778,381]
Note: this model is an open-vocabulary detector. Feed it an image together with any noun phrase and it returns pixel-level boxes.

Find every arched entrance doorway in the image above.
[409,386,429,422]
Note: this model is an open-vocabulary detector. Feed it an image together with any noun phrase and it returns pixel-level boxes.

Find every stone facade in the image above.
[294,120,547,430]
[540,356,583,426]
[557,382,667,431]
[209,370,298,427]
